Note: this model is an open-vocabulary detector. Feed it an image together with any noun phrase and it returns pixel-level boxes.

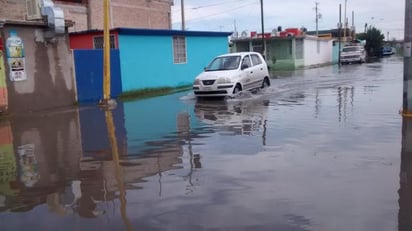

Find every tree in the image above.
[356,26,385,57]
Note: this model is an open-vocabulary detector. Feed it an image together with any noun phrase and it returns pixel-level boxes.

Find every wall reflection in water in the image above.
[0,92,272,229]
[0,99,203,224]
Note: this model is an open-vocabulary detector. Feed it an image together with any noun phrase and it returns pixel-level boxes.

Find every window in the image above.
[241,56,252,68]
[93,35,116,49]
[173,36,187,64]
[251,54,262,66]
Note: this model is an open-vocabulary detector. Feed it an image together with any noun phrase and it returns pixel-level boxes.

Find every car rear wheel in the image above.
[261,77,270,88]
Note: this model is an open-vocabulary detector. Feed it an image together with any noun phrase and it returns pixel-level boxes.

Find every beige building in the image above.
[0,0,174,32]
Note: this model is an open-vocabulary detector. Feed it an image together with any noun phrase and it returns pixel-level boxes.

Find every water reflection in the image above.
[194,98,269,137]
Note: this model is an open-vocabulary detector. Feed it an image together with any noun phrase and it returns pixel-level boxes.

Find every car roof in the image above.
[217,52,262,58]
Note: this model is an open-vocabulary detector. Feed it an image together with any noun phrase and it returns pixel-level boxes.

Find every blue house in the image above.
[70,28,232,102]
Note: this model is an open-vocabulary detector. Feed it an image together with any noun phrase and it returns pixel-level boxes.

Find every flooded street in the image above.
[0,56,408,230]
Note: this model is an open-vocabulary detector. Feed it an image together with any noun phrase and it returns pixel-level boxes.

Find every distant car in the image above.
[192,52,271,98]
[340,45,366,64]
[381,46,394,56]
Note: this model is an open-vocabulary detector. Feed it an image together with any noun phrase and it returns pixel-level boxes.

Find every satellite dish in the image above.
[241,30,248,38]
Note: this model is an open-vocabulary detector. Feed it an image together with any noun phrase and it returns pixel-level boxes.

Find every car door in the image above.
[240,55,253,91]
[250,54,265,88]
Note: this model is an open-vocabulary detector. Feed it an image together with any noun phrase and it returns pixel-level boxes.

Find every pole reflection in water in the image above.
[399,117,412,230]
[104,109,133,231]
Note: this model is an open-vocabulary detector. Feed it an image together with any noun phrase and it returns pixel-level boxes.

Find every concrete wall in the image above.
[2,25,76,114]
[303,37,334,67]
[118,34,229,92]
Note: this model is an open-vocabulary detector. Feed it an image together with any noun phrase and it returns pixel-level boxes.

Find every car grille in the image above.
[194,90,227,95]
[342,55,360,59]
[202,80,215,85]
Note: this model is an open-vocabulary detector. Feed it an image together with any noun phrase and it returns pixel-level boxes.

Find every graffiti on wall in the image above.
[6,30,26,82]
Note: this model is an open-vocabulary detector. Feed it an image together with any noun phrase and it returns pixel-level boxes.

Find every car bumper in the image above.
[341,57,362,63]
[193,84,234,97]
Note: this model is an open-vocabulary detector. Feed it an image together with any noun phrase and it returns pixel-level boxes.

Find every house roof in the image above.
[70,28,232,37]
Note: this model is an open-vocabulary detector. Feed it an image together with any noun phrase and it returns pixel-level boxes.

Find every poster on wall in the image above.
[6,30,27,82]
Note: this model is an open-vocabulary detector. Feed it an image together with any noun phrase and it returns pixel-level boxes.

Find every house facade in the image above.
[0,0,174,32]
[70,28,232,102]
[232,35,339,70]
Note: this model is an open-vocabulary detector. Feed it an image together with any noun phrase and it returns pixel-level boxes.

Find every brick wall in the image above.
[0,0,172,32]
[0,0,27,21]
[89,0,172,30]
[55,1,88,32]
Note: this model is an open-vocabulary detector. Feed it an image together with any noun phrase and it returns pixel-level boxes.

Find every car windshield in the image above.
[342,46,362,52]
[205,55,241,71]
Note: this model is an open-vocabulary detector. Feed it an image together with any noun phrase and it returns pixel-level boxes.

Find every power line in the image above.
[172,0,254,13]
[185,2,257,23]
[191,0,250,10]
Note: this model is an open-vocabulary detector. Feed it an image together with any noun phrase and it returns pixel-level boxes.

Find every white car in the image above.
[193,52,271,98]
[340,45,366,64]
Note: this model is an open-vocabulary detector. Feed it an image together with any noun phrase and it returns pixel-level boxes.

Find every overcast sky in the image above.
[171,0,405,40]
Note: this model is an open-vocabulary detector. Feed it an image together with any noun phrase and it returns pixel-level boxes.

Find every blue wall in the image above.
[118,34,229,92]
[332,42,341,64]
[73,49,122,103]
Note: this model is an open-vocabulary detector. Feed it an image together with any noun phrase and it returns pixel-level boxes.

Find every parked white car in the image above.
[340,45,366,64]
[193,52,270,98]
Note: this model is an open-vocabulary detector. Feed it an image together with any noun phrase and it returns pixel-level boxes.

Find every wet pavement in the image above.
[0,56,408,230]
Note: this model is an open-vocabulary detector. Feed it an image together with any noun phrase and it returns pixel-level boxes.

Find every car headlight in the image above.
[217,77,232,84]
[193,79,200,85]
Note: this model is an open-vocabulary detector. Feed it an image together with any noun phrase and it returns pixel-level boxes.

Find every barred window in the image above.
[93,35,116,49]
[173,36,187,64]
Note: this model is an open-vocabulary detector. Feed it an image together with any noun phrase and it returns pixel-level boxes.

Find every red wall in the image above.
[69,31,119,49]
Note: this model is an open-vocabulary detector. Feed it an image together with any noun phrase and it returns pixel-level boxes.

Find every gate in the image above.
[73,49,122,103]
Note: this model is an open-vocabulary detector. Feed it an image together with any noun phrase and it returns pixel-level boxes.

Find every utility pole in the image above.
[260,0,266,59]
[343,0,347,42]
[352,11,355,40]
[338,4,342,66]
[315,2,319,38]
[181,0,185,30]
[403,0,412,115]
[100,0,115,107]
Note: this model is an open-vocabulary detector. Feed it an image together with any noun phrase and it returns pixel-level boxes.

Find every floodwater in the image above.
[0,56,408,231]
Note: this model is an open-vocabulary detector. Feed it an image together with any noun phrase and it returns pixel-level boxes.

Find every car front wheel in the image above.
[233,84,242,94]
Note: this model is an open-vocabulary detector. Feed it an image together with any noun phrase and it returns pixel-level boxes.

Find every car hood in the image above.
[195,70,239,80]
